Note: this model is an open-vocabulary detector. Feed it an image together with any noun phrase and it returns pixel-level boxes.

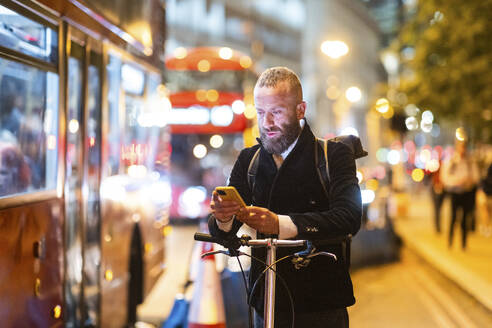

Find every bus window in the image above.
[106,55,122,177]
[0,4,58,64]
[0,57,59,197]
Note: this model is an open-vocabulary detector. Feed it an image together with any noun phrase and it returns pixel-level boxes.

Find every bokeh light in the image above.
[375,98,390,113]
[239,56,252,68]
[426,159,440,172]
[421,120,433,133]
[455,127,467,141]
[405,116,418,130]
[376,148,389,163]
[361,189,375,204]
[321,40,349,59]
[206,89,219,102]
[366,178,379,191]
[326,86,340,100]
[340,127,359,137]
[387,149,401,165]
[232,100,245,114]
[68,119,79,134]
[210,105,233,126]
[411,168,425,182]
[218,47,233,59]
[405,104,419,116]
[244,104,256,119]
[174,47,187,59]
[197,59,211,72]
[210,135,224,148]
[345,86,362,103]
[193,144,207,159]
[356,170,363,184]
[421,110,434,123]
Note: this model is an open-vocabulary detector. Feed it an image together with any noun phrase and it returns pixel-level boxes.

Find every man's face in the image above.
[254,83,305,154]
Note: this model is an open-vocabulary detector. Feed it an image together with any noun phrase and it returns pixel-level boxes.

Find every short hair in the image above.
[255,67,303,101]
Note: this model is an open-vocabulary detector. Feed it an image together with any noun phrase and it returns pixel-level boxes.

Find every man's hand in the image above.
[210,191,240,223]
[237,206,279,234]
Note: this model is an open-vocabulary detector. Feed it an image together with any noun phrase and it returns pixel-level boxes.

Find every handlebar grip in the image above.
[194,232,224,245]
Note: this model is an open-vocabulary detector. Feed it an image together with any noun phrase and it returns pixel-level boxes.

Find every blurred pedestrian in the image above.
[430,161,445,234]
[441,138,479,249]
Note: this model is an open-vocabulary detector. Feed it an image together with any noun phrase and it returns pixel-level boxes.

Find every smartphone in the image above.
[215,186,247,208]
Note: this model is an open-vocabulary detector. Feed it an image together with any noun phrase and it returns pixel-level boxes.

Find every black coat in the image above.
[209,122,362,313]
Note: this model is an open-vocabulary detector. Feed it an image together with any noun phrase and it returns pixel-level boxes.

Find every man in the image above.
[209,67,361,327]
[441,137,479,249]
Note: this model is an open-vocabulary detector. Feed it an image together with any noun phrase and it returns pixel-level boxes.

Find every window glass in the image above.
[0,57,59,197]
[165,70,257,93]
[121,68,166,174]
[106,55,122,176]
[0,4,58,64]
[121,63,145,95]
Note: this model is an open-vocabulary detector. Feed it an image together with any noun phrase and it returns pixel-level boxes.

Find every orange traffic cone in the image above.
[188,241,226,328]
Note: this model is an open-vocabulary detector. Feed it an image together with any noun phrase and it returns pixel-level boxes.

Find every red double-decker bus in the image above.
[164,47,258,220]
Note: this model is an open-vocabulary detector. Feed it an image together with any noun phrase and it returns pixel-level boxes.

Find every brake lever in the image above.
[291,241,337,269]
[201,249,248,259]
[306,251,337,261]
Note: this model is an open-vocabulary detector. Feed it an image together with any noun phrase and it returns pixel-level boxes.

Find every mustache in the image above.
[262,126,282,133]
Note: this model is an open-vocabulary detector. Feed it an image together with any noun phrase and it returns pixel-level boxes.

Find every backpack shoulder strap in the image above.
[247,147,261,193]
[315,138,330,200]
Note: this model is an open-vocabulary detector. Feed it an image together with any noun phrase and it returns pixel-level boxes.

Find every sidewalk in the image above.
[392,191,492,312]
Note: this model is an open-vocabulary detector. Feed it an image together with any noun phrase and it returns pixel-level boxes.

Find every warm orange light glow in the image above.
[412,169,425,182]
[239,56,252,68]
[455,127,467,141]
[375,98,390,113]
[197,59,211,72]
[382,105,394,119]
[145,242,153,254]
[196,89,207,102]
[53,305,62,319]
[162,226,172,236]
[206,89,219,102]
[244,104,256,119]
[366,178,379,191]
[104,270,113,281]
[326,86,340,100]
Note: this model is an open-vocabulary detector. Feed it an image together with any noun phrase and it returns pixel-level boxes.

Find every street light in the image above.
[321,40,349,59]
[345,86,362,103]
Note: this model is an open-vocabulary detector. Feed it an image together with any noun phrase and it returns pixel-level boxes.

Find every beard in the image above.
[260,118,301,155]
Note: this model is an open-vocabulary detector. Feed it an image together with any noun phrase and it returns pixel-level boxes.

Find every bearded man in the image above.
[209,67,362,328]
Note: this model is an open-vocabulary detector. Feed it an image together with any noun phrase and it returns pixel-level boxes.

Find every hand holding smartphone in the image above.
[214,186,247,208]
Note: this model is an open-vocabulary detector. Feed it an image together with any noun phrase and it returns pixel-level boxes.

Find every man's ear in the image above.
[296,101,306,120]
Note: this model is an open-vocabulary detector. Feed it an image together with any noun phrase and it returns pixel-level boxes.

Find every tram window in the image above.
[122,63,145,95]
[106,55,122,176]
[0,4,58,64]
[0,57,59,197]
